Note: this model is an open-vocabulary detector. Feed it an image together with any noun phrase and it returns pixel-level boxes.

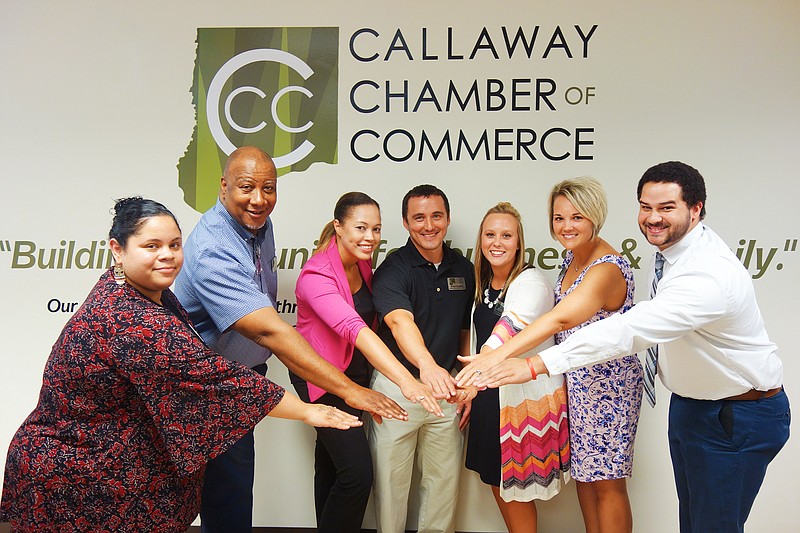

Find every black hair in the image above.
[637,161,707,219]
[109,197,181,247]
[401,184,450,220]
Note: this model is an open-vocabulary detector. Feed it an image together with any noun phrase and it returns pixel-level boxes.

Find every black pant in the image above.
[294,380,372,533]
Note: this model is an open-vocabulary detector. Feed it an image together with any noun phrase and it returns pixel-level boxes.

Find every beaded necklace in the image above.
[483,275,506,315]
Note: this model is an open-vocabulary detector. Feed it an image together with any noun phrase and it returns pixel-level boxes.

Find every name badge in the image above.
[447,277,466,291]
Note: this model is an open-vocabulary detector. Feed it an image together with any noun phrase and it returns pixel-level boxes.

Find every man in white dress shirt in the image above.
[473,161,790,533]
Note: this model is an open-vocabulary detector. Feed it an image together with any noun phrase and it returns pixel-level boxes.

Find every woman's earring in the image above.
[113,264,126,285]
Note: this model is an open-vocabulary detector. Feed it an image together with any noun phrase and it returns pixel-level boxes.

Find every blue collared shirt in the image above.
[174,199,278,368]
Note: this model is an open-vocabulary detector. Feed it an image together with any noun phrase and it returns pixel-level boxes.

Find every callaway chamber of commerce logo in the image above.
[178,27,339,212]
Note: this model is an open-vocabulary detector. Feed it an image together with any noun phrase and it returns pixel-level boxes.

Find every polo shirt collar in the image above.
[403,237,455,268]
[213,198,271,242]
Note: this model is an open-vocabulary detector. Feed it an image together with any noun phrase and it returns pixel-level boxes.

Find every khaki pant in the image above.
[368,371,464,533]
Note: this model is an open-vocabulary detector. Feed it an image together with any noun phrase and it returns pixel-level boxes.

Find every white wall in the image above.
[1,1,798,531]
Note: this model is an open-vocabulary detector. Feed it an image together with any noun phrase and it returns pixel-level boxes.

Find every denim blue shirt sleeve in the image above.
[174,200,278,368]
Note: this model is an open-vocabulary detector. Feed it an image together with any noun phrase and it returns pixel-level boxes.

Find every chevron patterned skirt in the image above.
[498,370,570,502]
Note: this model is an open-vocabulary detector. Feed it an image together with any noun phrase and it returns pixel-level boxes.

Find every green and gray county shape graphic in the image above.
[178,27,339,213]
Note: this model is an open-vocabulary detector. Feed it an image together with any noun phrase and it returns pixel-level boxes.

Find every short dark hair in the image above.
[401,184,450,220]
[637,161,706,219]
[109,197,180,247]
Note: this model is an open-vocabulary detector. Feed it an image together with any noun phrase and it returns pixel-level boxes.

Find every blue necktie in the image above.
[643,252,665,407]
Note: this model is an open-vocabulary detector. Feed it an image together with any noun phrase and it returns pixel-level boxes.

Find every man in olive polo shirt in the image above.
[369,184,475,533]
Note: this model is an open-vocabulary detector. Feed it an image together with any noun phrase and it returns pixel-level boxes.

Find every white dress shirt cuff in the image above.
[539,344,569,376]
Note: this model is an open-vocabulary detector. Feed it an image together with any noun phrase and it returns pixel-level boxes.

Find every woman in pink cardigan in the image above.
[292,192,441,533]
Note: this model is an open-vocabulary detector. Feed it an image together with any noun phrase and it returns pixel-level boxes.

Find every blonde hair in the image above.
[315,192,380,254]
[473,202,528,307]
[548,176,607,240]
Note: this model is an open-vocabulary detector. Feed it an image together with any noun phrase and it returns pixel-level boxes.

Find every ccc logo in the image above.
[206,49,316,168]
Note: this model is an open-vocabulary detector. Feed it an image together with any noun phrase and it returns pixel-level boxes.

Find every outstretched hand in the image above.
[304,404,363,430]
[346,386,408,424]
[472,358,532,388]
[455,350,506,388]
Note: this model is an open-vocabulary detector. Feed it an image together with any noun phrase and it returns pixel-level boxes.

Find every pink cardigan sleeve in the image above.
[295,259,369,346]
[295,240,374,402]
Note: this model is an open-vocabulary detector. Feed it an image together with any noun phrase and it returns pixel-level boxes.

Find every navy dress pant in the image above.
[668,390,790,533]
[200,363,267,533]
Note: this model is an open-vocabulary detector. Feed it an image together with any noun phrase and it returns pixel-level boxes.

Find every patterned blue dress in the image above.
[555,252,643,482]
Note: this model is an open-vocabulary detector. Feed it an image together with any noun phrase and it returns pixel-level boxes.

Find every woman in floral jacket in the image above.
[0,197,360,533]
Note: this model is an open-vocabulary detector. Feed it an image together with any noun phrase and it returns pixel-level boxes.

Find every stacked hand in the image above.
[449,385,478,405]
[418,362,475,428]
[419,362,457,399]
[455,351,505,388]
[400,380,444,417]
[450,385,478,430]
[457,354,537,388]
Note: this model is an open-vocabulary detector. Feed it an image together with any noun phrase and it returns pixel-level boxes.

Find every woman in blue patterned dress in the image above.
[458,178,643,533]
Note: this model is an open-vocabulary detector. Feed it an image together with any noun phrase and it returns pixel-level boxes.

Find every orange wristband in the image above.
[526,357,538,380]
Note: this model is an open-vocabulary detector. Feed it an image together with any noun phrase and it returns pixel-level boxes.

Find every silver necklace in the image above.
[484,286,502,308]
[483,276,506,314]
[572,255,589,272]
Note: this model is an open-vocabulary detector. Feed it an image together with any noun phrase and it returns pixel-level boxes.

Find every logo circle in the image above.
[206,49,316,168]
